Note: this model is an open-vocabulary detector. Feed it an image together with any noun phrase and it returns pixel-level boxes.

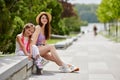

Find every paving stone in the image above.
[89,74,115,80]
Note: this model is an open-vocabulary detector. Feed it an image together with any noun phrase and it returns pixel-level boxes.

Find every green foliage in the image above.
[0,0,16,53]
[80,21,88,26]
[97,0,120,38]
[50,1,64,35]
[8,16,24,53]
[1,16,24,54]
[64,17,81,33]
[96,0,113,23]
[57,20,67,35]
[47,38,65,44]
[97,0,120,23]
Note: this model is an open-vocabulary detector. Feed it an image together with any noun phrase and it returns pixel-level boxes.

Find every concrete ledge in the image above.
[55,35,79,49]
[0,56,34,80]
[55,41,67,49]
[77,33,82,38]
[65,38,73,46]
[51,34,68,39]
[72,37,78,41]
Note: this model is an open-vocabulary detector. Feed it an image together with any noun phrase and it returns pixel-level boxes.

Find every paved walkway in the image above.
[28,32,120,80]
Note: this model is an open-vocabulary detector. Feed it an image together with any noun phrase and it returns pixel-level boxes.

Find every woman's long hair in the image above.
[39,14,51,40]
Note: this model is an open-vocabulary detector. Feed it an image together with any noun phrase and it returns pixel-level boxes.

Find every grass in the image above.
[106,35,120,42]
[47,32,79,44]
[101,26,120,42]
[47,38,65,44]
[0,53,15,58]
[69,32,80,37]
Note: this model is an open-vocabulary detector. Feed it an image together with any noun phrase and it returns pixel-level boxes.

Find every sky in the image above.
[68,0,102,4]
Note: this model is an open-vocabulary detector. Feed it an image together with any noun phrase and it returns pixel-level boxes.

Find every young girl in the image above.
[15,23,48,69]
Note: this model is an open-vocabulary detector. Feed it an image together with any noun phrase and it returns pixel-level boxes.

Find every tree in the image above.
[0,0,21,53]
[97,0,114,32]
[64,16,81,32]
[96,0,120,39]
[59,0,77,18]
[109,0,120,37]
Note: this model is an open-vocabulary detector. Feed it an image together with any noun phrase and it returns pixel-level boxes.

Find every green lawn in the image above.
[69,32,79,37]
[101,26,120,42]
[47,38,65,44]
[47,33,79,44]
[0,53,15,58]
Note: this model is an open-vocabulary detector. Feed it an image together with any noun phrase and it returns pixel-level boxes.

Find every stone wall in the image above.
[0,56,35,80]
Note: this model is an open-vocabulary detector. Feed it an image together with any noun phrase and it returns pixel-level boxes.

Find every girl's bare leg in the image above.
[38,45,64,66]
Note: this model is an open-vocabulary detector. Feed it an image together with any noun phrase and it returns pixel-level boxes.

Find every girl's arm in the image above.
[16,35,30,56]
[30,26,41,59]
[29,40,33,58]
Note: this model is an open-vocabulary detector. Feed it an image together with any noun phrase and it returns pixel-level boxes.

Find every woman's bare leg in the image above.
[38,45,64,66]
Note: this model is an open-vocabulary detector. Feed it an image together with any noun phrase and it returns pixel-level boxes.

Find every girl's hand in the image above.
[28,54,32,60]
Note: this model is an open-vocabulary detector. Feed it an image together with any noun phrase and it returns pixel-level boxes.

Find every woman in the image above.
[31,12,79,73]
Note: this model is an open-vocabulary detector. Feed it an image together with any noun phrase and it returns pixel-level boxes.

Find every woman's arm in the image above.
[16,35,29,56]
[31,25,40,45]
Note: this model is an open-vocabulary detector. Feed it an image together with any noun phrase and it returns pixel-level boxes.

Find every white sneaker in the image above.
[59,64,72,73]
[67,64,79,72]
[59,66,71,73]
[40,58,49,66]
[59,64,80,73]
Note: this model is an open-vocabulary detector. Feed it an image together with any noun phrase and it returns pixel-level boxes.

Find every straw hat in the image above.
[36,12,52,24]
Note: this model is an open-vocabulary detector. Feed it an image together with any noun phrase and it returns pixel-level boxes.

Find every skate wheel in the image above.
[36,66,43,75]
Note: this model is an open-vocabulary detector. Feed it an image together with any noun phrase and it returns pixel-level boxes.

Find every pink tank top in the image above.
[21,35,30,52]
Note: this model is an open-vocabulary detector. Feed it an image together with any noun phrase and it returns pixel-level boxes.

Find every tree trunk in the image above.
[108,23,110,36]
[115,20,118,39]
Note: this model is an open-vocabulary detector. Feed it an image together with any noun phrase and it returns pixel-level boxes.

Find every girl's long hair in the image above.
[39,14,51,40]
